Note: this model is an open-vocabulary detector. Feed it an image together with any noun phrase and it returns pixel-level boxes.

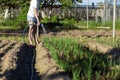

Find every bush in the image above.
[42,15,58,23]
[77,20,100,29]
[14,7,28,29]
[60,18,77,26]
[0,7,28,29]
[0,19,12,26]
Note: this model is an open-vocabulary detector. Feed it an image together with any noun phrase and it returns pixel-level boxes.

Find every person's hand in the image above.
[37,21,40,26]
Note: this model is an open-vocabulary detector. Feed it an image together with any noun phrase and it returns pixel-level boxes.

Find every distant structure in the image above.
[41,0,120,22]
[109,0,120,5]
[73,0,120,22]
[73,0,104,22]
[103,0,120,22]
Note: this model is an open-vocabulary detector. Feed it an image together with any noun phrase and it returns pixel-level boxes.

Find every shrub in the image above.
[42,15,58,23]
[14,7,28,29]
[0,7,28,29]
[60,18,77,26]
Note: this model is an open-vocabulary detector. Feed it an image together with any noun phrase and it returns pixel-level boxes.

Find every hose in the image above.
[22,23,47,80]
[22,26,29,43]
[41,23,47,35]
[30,49,35,80]
[22,23,47,43]
[22,25,35,80]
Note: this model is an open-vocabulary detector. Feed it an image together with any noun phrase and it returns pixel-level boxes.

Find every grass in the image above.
[0,36,28,43]
[0,26,20,31]
[1,16,120,31]
[0,18,21,31]
[88,37,120,47]
[76,19,120,30]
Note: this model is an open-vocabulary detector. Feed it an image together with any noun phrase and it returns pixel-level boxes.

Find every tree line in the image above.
[0,0,82,8]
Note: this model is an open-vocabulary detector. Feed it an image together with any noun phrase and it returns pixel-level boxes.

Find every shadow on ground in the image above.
[0,43,41,80]
[1,41,120,80]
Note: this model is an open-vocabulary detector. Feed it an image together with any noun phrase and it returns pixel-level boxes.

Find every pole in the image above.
[86,0,89,29]
[113,0,116,38]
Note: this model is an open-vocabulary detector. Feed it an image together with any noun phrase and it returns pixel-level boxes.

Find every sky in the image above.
[82,0,104,5]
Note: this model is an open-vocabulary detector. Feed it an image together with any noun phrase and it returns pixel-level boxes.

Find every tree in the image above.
[76,0,82,2]
[41,0,82,8]
[0,0,29,7]
[0,0,29,19]
[59,0,73,8]
[97,2,104,8]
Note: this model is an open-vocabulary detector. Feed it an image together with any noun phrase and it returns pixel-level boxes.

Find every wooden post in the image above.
[86,0,89,29]
[113,0,116,38]
[4,6,9,20]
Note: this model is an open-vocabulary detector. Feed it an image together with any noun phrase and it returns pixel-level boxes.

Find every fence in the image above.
[0,5,120,23]
[103,5,120,22]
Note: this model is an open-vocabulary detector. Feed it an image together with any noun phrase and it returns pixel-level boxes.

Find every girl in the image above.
[27,0,40,45]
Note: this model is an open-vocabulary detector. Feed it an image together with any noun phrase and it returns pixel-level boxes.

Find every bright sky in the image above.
[82,0,104,5]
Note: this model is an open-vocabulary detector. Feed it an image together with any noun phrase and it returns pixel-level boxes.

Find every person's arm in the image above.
[33,8,40,26]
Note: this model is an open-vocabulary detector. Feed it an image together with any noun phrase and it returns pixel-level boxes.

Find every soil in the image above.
[1,29,120,38]
[0,40,71,80]
[85,41,120,59]
[0,28,120,80]
[35,42,71,80]
[0,41,36,80]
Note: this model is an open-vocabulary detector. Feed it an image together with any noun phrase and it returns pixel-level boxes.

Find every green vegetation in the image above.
[0,0,119,30]
[41,16,78,30]
[42,15,77,26]
[77,19,120,30]
[0,36,26,43]
[77,21,100,28]
[93,37,120,47]
[59,18,77,26]
[59,0,82,9]
[0,7,28,29]
[14,7,28,29]
[0,26,19,31]
[44,37,120,80]
[0,0,82,30]
[0,0,29,7]
[42,15,59,23]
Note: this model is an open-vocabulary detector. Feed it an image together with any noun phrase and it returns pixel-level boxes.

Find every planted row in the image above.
[44,37,120,80]
[95,37,120,47]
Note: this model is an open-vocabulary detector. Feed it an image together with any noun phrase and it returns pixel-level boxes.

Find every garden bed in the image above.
[0,29,120,80]
[42,37,120,80]
[0,41,37,80]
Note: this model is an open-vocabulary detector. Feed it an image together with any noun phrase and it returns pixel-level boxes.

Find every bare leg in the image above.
[28,26,33,45]
[35,25,39,45]
[33,25,39,45]
[28,21,39,45]
[35,34,39,45]
[32,28,36,45]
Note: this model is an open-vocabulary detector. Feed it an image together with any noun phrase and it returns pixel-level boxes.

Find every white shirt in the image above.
[27,0,40,17]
